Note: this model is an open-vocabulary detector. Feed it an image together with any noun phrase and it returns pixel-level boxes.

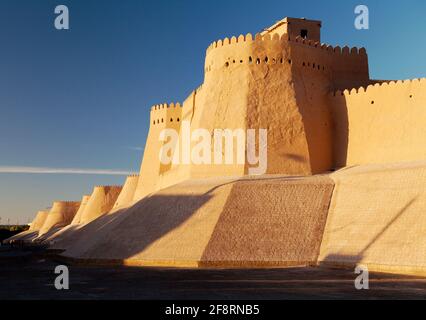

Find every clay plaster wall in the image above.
[133,103,183,200]
[133,31,372,201]
[70,195,91,225]
[29,210,49,231]
[38,201,80,236]
[289,37,370,173]
[112,175,139,210]
[330,79,426,167]
[5,210,49,243]
[319,162,426,275]
[59,175,333,268]
[79,186,122,224]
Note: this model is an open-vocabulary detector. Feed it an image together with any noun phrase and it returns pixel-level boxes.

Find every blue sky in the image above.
[0,0,425,223]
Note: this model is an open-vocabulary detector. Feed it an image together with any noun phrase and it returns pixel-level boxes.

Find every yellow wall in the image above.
[112,175,139,210]
[38,201,80,236]
[133,29,373,201]
[29,210,49,231]
[80,186,122,223]
[319,162,426,276]
[70,195,91,225]
[133,103,183,200]
[330,79,426,168]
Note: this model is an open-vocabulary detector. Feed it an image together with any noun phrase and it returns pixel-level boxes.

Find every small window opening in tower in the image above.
[300,29,308,39]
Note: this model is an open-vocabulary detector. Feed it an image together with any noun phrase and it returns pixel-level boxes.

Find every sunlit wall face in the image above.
[1,0,426,223]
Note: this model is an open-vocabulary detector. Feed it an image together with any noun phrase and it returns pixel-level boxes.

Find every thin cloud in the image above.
[0,166,136,176]
[125,146,144,152]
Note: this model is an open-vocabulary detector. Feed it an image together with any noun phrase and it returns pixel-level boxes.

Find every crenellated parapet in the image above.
[93,185,122,189]
[291,36,366,54]
[329,78,426,168]
[150,102,182,112]
[150,102,183,127]
[37,201,81,237]
[332,78,426,97]
[50,201,81,207]
[206,32,366,57]
[79,185,123,224]
[205,33,289,74]
[204,32,367,77]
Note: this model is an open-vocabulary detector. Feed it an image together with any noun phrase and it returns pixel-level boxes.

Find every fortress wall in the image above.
[319,162,426,275]
[203,34,370,176]
[132,32,374,203]
[191,34,253,177]
[133,103,183,201]
[244,34,312,175]
[200,176,334,267]
[288,39,369,173]
[5,230,39,243]
[207,35,370,90]
[70,195,91,225]
[4,210,49,243]
[29,210,49,231]
[330,79,426,167]
[59,178,237,265]
[43,195,91,244]
[154,93,197,191]
[112,175,139,210]
[203,33,313,175]
[79,186,122,224]
[59,175,334,268]
[38,201,80,237]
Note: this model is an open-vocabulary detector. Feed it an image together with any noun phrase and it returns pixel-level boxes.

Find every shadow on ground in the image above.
[0,246,425,300]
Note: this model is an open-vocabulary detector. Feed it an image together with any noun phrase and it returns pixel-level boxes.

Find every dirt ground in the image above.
[0,246,425,300]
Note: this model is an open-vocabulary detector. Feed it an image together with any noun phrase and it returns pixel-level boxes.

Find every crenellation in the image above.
[52,201,80,205]
[13,16,426,274]
[331,78,426,97]
[205,32,368,75]
[150,102,183,126]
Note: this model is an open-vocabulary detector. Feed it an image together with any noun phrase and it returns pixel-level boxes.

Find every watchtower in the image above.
[262,17,322,42]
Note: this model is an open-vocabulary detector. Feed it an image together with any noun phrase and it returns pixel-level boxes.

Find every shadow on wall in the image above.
[59,175,335,266]
[59,191,215,261]
[330,95,349,169]
[281,153,306,163]
[320,198,417,267]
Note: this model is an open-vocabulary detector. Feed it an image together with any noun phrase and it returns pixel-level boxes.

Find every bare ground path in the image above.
[0,246,425,300]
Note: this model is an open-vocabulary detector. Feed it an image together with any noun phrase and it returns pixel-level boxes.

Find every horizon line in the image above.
[0,166,137,176]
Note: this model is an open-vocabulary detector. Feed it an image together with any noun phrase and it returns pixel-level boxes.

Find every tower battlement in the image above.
[262,17,322,41]
[16,15,426,274]
[133,16,423,201]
